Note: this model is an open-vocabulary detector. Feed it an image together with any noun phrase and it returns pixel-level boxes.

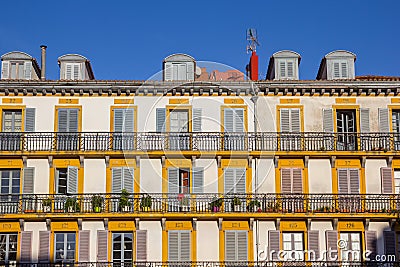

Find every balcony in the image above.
[1,193,399,217]
[0,132,396,153]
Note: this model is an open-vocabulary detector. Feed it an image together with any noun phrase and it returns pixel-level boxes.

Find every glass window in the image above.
[112,232,133,263]
[56,168,68,194]
[282,232,304,261]
[394,169,400,194]
[54,232,76,263]
[0,233,17,264]
[2,110,22,132]
[339,232,361,261]
[9,62,24,79]
[0,169,20,201]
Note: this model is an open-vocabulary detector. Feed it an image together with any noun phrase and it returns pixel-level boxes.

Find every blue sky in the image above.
[1,0,399,80]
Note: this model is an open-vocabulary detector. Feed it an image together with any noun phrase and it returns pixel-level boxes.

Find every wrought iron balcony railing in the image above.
[2,193,399,215]
[0,131,397,152]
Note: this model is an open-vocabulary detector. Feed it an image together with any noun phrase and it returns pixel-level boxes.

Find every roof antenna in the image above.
[246,29,260,81]
[246,28,260,53]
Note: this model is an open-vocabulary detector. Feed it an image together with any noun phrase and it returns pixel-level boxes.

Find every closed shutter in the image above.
[236,168,246,193]
[97,230,108,262]
[281,168,302,193]
[20,231,32,263]
[280,61,286,78]
[23,167,35,194]
[180,231,191,261]
[224,109,234,132]
[168,231,179,261]
[381,167,393,194]
[333,62,340,78]
[192,108,202,132]
[39,231,51,262]
[237,231,248,261]
[379,108,390,132]
[341,62,348,78]
[25,108,36,132]
[68,109,79,132]
[338,169,349,194]
[67,166,78,194]
[156,108,166,132]
[114,109,134,132]
[112,168,123,193]
[168,168,179,193]
[287,61,294,78]
[291,108,301,132]
[192,167,204,194]
[308,230,319,260]
[58,109,79,132]
[268,230,280,260]
[365,231,377,259]
[1,61,9,79]
[323,108,334,132]
[164,62,173,81]
[66,64,72,79]
[123,168,134,193]
[24,61,32,79]
[58,109,68,132]
[73,64,80,80]
[360,108,370,132]
[383,231,396,255]
[225,231,236,261]
[187,62,194,81]
[281,168,292,194]
[224,168,235,194]
[280,109,290,132]
[114,109,124,132]
[235,109,244,132]
[292,168,303,193]
[136,230,147,261]
[326,230,338,261]
[349,169,360,194]
[78,230,90,262]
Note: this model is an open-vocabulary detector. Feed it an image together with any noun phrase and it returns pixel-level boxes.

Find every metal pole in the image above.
[251,94,259,264]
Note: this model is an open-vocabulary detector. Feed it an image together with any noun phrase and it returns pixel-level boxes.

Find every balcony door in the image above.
[0,169,20,213]
[168,230,191,263]
[1,110,22,150]
[339,232,361,262]
[279,108,301,150]
[112,232,133,263]
[336,110,356,150]
[113,108,135,150]
[169,109,189,150]
[338,168,360,212]
[392,110,400,149]
[282,232,304,261]
[224,108,245,150]
[57,108,79,150]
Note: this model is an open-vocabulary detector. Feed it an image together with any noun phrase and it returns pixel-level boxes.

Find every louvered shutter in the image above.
[73,64,80,80]
[39,231,50,262]
[236,168,246,193]
[280,61,286,78]
[349,169,360,194]
[237,231,248,261]
[124,109,135,132]
[24,61,32,79]
[323,108,334,132]
[326,231,338,261]
[79,230,90,262]
[280,109,290,132]
[192,167,204,194]
[225,231,236,261]
[308,230,319,260]
[67,166,78,194]
[341,62,348,78]
[224,168,235,194]
[136,230,147,261]
[383,231,396,255]
[333,62,340,78]
[187,62,194,81]
[114,109,124,132]
[156,108,166,132]
[164,62,173,81]
[180,231,191,261]
[58,109,68,132]
[281,168,292,194]
[168,168,179,193]
[235,109,244,132]
[123,168,134,193]
[192,108,202,132]
[20,231,32,263]
[360,108,370,132]
[292,168,303,193]
[365,231,377,259]
[291,109,301,132]
[168,231,179,261]
[268,230,280,260]
[1,61,9,79]
[112,168,123,193]
[25,108,36,132]
[378,108,390,133]
[224,109,234,132]
[338,169,349,194]
[68,109,79,132]
[23,167,35,194]
[287,61,294,78]
[97,230,108,262]
[381,167,393,194]
[66,64,72,79]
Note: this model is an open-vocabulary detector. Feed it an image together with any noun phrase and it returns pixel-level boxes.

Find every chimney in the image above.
[40,45,47,80]
[249,51,259,81]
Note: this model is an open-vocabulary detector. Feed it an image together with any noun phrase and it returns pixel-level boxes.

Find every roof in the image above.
[164,53,195,62]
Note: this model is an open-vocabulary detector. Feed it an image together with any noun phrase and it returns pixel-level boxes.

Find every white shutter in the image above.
[224,168,235,194]
[236,168,246,193]
[338,169,349,194]
[124,108,135,132]
[323,108,334,132]
[360,108,370,132]
[168,231,179,261]
[112,168,123,193]
[25,108,36,132]
[78,230,90,262]
[73,64,80,80]
[291,108,301,132]
[136,230,147,261]
[66,64,72,80]
[156,108,166,132]
[333,62,340,78]
[326,230,338,261]
[68,109,79,132]
[237,231,248,261]
[58,109,68,132]
[192,108,202,132]
[187,62,194,81]
[280,109,290,132]
[378,108,390,132]
[365,231,377,259]
[224,109,234,132]
[168,168,179,193]
[97,230,108,262]
[349,169,360,194]
[341,62,348,78]
[164,62,173,81]
[225,231,236,261]
[381,167,393,194]
[23,167,35,194]
[67,166,78,194]
[114,109,124,132]
[281,168,292,194]
[279,61,286,78]
[268,230,280,260]
[123,167,134,193]
[308,230,319,260]
[20,231,33,263]
[24,61,32,79]
[292,168,303,193]
[1,61,9,79]
[38,231,51,262]
[234,109,244,132]
[287,61,294,78]
[192,167,204,194]
[180,231,191,261]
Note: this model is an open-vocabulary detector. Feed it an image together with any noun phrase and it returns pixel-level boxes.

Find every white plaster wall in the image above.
[82,221,105,262]
[197,221,219,261]
[24,97,58,131]
[302,97,335,132]
[192,97,224,132]
[27,159,49,194]
[365,159,387,194]
[310,221,333,253]
[256,159,275,193]
[196,159,217,193]
[308,159,332,193]
[257,97,277,132]
[368,222,391,256]
[84,159,106,193]
[256,221,276,260]
[80,98,113,131]
[140,221,162,261]
[357,98,391,132]
[140,159,162,193]
[137,97,169,132]
[24,222,47,263]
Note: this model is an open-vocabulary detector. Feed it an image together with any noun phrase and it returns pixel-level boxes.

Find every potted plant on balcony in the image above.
[65,197,80,212]
[140,194,152,212]
[42,198,52,212]
[247,199,261,212]
[91,195,104,213]
[119,189,131,212]
[209,197,223,212]
[232,196,242,212]
[177,194,190,212]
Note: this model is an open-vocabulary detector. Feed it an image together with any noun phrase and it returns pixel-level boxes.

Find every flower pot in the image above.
[94,206,102,213]
[212,206,220,212]
[43,206,51,212]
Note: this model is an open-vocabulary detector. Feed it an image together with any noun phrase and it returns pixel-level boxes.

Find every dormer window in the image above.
[65,63,81,80]
[332,60,348,79]
[266,50,301,80]
[1,51,40,80]
[58,54,95,81]
[278,59,295,79]
[316,50,356,80]
[163,54,195,81]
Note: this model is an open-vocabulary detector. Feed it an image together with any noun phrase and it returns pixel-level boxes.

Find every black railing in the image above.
[2,193,399,215]
[0,132,398,152]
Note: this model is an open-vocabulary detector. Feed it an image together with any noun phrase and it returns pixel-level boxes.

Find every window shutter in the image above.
[39,231,50,262]
[341,62,348,78]
[291,108,301,132]
[365,231,377,259]
[58,109,68,132]
[287,61,294,78]
[280,109,290,132]
[123,168,134,193]
[25,108,36,132]
[124,109,135,132]
[187,62,194,81]
[168,231,179,261]
[235,109,244,132]
[20,231,32,263]
[279,61,286,78]
[168,168,179,193]
[281,168,292,194]
[68,109,79,132]
[225,231,236,261]
[237,231,248,261]
[136,230,147,261]
[323,108,334,132]
[67,166,78,194]
[180,231,191,261]
[24,61,32,79]
[112,168,123,193]
[78,230,90,262]
[236,168,246,194]
[359,108,370,132]
[308,230,319,260]
[378,108,390,132]
[192,167,204,194]
[164,62,173,81]
[66,64,72,80]
[292,168,303,193]
[326,230,338,261]
[114,109,124,132]
[224,168,235,194]
[381,167,393,194]
[1,61,9,79]
[73,64,80,80]
[333,62,340,78]
[224,109,234,132]
[23,167,35,194]
[338,169,349,194]
[97,230,108,262]
[383,231,396,255]
[268,230,280,260]
[156,108,166,132]
[349,169,360,194]
[192,108,202,132]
